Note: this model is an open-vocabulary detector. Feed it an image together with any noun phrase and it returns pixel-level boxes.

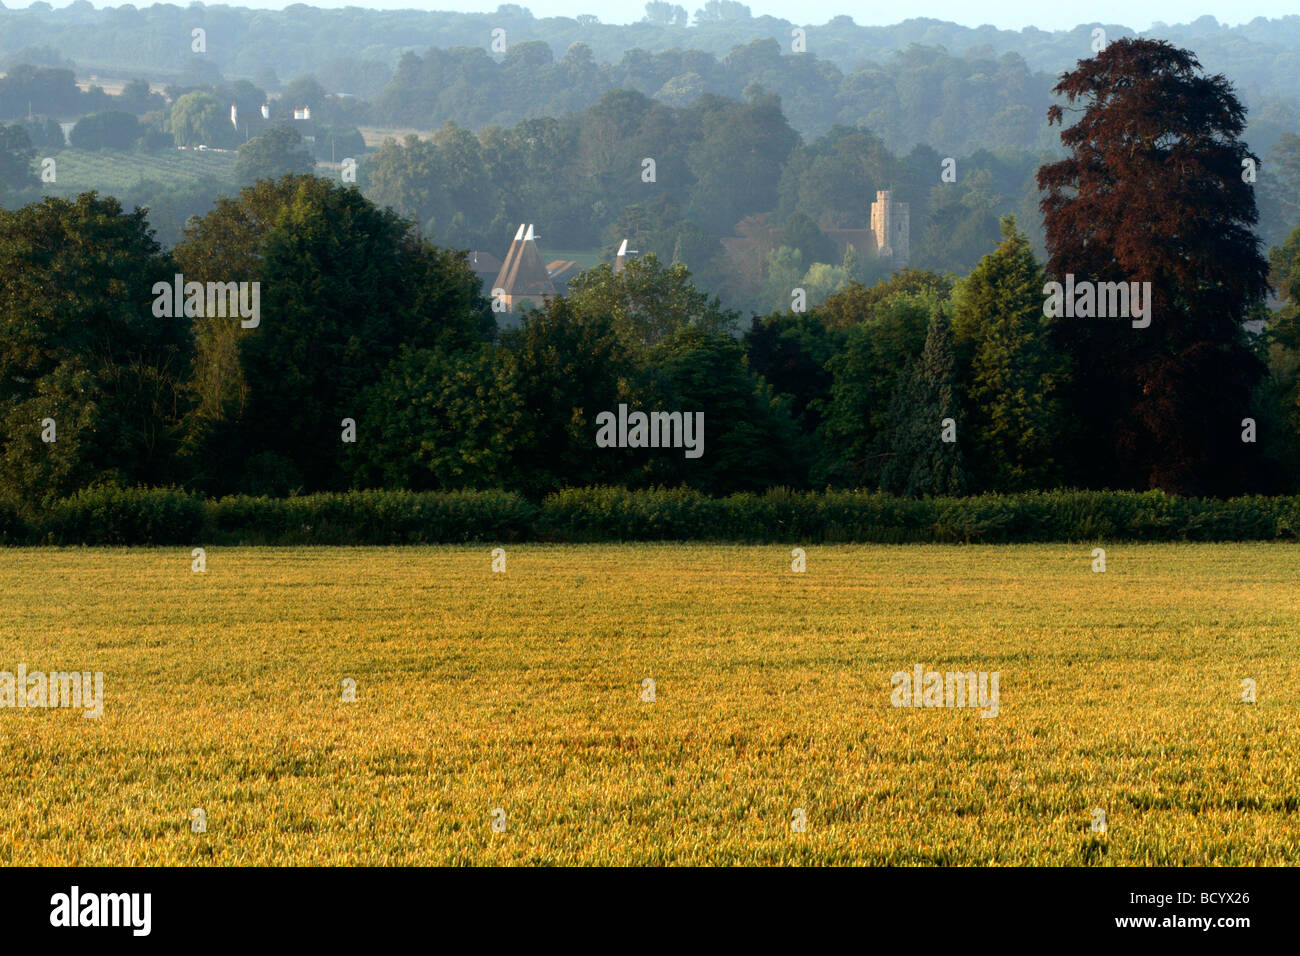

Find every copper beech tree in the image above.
[1038,38,1271,495]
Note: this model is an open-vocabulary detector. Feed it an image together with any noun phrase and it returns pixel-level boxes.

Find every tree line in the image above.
[4,3,1300,118]
[2,39,1299,507]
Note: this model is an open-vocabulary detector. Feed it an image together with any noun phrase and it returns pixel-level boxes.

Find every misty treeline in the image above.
[3,3,1300,131]
[2,39,1300,507]
[6,12,1300,157]
[8,86,1298,317]
[5,8,1300,306]
[0,70,1062,308]
[6,67,1300,314]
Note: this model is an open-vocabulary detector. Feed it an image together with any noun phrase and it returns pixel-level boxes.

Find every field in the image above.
[44,148,237,195]
[358,125,435,148]
[2,543,1298,866]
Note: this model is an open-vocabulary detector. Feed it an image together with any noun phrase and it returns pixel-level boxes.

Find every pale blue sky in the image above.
[16,2,1300,32]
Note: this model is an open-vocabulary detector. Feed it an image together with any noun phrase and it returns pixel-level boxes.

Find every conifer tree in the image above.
[878,309,967,496]
[953,215,1067,490]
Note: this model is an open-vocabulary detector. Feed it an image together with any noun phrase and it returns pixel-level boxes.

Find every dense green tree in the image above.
[686,91,798,235]
[496,299,641,497]
[363,126,508,251]
[0,123,37,204]
[778,211,837,267]
[742,311,845,434]
[116,78,165,115]
[952,216,1067,490]
[174,175,493,494]
[642,323,805,492]
[168,91,230,148]
[1264,133,1300,233]
[776,126,899,229]
[914,182,1004,275]
[0,193,192,502]
[351,344,522,491]
[0,64,86,119]
[694,0,751,23]
[816,269,953,330]
[876,309,968,496]
[234,124,315,189]
[799,262,852,308]
[563,253,738,351]
[15,115,64,152]
[818,290,939,485]
[312,126,366,163]
[1259,226,1300,490]
[643,2,687,25]
[69,110,141,151]
[1268,225,1300,349]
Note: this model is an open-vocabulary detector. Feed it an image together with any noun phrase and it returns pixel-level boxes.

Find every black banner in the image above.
[1,866,1283,943]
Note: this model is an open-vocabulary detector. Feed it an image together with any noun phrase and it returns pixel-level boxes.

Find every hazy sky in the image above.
[18,2,1300,32]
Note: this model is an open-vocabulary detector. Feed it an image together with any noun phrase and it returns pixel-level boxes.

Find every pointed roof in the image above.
[493,223,555,298]
[614,237,639,275]
[491,224,525,293]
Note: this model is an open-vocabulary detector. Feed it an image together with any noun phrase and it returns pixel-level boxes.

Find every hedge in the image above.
[204,489,536,545]
[37,485,205,545]
[3,485,1300,546]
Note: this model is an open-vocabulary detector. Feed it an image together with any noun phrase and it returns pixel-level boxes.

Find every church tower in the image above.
[870,190,910,270]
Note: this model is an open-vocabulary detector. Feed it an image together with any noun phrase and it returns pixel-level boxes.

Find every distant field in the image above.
[74,76,167,97]
[42,148,237,196]
[358,126,434,148]
[2,543,1298,865]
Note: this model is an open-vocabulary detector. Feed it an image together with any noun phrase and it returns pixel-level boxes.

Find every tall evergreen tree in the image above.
[877,309,968,496]
[953,215,1068,490]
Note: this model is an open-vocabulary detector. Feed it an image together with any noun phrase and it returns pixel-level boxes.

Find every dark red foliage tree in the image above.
[1038,39,1270,495]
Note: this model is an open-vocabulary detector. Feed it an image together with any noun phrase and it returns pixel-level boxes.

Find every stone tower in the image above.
[870,189,910,270]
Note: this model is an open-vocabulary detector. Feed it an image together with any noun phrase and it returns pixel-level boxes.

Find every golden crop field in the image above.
[1,543,1298,866]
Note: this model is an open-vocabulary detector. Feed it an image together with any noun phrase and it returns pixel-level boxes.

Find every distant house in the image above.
[823,189,911,269]
[474,227,639,324]
[289,106,315,146]
[546,259,582,295]
[491,224,555,314]
[229,102,275,142]
[820,226,874,264]
[466,250,504,289]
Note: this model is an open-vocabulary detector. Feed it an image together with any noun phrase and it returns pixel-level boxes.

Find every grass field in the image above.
[358,125,435,148]
[42,148,237,196]
[2,543,1298,866]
